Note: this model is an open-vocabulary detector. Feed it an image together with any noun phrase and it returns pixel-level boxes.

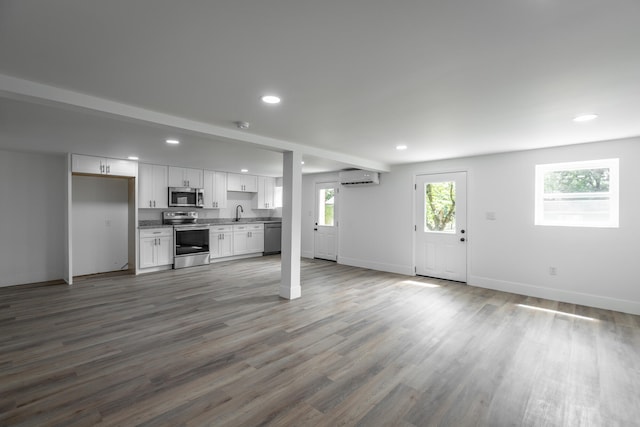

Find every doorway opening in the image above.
[71,174,136,278]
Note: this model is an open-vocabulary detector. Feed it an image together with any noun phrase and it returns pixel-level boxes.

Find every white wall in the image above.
[302,138,640,315]
[72,175,129,276]
[0,149,66,286]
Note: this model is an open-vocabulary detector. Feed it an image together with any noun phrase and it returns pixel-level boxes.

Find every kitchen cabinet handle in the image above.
[106,164,110,174]
[153,200,156,208]
[149,200,152,207]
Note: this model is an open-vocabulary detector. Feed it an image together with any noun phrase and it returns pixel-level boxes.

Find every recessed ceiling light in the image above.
[166,139,180,144]
[261,95,281,104]
[301,161,305,165]
[241,169,249,173]
[127,156,139,160]
[573,114,598,122]
[396,144,408,150]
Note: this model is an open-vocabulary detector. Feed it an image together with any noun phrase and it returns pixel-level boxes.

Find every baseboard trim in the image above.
[301,251,314,259]
[0,278,66,288]
[469,275,640,316]
[338,256,413,276]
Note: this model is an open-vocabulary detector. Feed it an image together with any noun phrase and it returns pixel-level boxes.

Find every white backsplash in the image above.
[138,191,281,221]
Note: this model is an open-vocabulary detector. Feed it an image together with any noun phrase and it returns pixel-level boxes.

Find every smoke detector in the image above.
[235,121,250,130]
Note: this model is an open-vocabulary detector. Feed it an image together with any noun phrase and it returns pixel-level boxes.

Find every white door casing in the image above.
[314,182,338,261]
[415,172,467,282]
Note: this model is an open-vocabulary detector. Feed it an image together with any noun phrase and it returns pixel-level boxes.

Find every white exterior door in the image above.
[415,172,467,282]
[314,182,338,261]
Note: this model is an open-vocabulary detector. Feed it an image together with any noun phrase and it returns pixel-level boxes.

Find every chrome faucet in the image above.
[235,204,244,221]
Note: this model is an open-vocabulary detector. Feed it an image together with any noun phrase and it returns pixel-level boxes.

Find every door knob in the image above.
[460,237,466,242]
[314,228,318,231]
[461,229,466,234]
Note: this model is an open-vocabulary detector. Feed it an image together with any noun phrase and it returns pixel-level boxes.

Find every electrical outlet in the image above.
[549,266,557,276]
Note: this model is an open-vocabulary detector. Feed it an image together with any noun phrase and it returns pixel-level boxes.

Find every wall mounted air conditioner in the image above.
[339,170,380,185]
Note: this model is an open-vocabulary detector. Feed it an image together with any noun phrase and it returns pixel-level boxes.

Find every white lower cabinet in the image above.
[139,228,173,269]
[209,225,233,259]
[232,223,264,255]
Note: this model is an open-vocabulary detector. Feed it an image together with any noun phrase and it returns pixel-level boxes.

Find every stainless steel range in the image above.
[163,211,210,269]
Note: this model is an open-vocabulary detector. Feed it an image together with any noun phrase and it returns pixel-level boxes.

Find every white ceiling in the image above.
[1,1,639,175]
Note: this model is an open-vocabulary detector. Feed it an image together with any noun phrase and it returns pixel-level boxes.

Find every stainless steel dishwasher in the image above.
[264,222,282,255]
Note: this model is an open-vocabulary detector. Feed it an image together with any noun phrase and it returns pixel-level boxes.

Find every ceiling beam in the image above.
[0,73,390,172]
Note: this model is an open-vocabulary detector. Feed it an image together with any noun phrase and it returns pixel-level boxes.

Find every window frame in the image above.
[534,158,619,228]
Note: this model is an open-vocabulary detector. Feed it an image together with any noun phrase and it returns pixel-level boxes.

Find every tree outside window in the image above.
[425,182,456,232]
[535,159,619,227]
[318,188,335,226]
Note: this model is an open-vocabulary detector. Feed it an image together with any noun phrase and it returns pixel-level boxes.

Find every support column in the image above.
[280,150,302,300]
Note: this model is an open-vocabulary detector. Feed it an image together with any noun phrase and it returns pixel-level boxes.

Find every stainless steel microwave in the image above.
[168,187,205,208]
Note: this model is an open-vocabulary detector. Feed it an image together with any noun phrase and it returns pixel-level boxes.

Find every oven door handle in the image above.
[174,227,210,232]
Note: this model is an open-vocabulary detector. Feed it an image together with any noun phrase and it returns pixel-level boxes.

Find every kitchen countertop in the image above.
[138,218,282,229]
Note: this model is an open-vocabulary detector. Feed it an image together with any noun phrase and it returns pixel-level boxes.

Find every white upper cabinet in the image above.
[254,176,276,209]
[138,163,168,208]
[72,154,137,177]
[168,166,203,188]
[227,173,258,192]
[203,170,228,209]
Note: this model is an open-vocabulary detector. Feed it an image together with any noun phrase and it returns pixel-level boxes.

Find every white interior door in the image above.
[314,182,338,261]
[415,172,467,281]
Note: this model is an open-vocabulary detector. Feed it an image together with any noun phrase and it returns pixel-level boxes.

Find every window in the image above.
[535,158,619,227]
[318,188,335,226]
[424,181,456,232]
[274,186,283,208]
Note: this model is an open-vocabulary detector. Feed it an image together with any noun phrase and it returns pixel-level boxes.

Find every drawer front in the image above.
[232,223,264,231]
[209,225,233,233]
[140,228,173,238]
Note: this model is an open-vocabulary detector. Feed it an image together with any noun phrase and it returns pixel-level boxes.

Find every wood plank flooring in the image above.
[1,256,639,426]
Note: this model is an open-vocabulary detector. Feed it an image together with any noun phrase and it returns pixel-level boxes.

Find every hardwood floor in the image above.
[1,256,639,426]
